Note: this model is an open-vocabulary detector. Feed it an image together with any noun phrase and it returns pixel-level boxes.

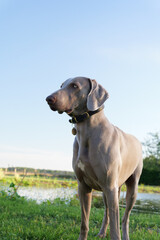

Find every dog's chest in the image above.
[75,138,102,190]
[77,143,90,172]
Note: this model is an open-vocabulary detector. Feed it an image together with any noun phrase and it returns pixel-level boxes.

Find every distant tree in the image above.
[140,132,160,185]
[143,132,160,162]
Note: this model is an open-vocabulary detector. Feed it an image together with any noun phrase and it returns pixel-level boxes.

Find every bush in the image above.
[140,156,160,186]
[140,168,160,186]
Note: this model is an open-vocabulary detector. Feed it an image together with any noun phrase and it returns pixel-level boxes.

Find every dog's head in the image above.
[46,77,109,115]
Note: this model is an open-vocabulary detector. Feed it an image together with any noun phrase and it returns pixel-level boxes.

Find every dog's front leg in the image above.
[105,187,121,240]
[78,181,92,240]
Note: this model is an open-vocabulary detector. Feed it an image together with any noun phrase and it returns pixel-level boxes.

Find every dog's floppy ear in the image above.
[87,79,109,111]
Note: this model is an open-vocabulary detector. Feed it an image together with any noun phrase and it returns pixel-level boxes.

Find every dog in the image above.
[46,77,143,240]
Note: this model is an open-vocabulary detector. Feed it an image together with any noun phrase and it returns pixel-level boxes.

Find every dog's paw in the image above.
[97,232,106,238]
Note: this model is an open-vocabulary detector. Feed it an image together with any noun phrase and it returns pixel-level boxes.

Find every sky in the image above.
[0,0,160,171]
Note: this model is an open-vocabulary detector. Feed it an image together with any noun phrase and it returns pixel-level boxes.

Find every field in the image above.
[0,175,160,193]
[0,173,160,239]
[0,192,159,240]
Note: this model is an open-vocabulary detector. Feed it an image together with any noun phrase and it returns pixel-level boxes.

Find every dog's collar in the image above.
[69,106,104,124]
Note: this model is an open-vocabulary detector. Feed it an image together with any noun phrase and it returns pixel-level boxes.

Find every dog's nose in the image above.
[46,95,56,104]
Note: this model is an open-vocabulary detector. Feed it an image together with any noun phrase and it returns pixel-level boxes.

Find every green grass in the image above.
[1,176,160,193]
[121,184,160,194]
[0,175,78,188]
[0,192,159,240]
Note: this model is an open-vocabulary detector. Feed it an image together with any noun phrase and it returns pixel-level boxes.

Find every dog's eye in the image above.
[71,83,78,89]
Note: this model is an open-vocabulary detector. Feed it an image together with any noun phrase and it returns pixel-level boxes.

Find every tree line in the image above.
[139,132,160,186]
[2,168,76,179]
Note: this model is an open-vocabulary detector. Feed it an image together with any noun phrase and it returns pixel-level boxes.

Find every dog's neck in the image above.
[68,106,104,124]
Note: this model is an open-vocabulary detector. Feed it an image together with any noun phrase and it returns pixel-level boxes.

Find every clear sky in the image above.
[0,0,160,171]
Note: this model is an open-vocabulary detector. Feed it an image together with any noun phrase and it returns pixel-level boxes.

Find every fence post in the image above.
[34,169,37,176]
[24,168,26,175]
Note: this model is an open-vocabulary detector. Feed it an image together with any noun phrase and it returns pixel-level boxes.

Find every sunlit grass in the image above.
[0,193,159,240]
[1,175,160,194]
[0,175,78,188]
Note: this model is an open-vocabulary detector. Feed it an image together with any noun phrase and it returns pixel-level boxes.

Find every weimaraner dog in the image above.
[46,77,143,240]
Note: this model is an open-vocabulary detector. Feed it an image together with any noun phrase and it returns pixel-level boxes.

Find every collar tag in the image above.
[72,127,77,135]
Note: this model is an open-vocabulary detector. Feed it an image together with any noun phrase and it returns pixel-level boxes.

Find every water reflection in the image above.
[120,192,160,214]
[16,187,160,214]
[0,184,160,214]
[93,191,160,214]
[18,187,77,204]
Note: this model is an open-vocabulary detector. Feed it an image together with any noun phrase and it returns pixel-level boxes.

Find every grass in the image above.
[0,191,159,240]
[122,184,160,194]
[0,175,78,188]
[0,175,160,193]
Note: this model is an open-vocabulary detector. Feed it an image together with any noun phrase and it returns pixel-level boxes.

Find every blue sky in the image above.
[0,0,160,171]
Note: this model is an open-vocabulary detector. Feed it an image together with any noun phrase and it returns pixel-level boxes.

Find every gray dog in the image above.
[46,77,143,240]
